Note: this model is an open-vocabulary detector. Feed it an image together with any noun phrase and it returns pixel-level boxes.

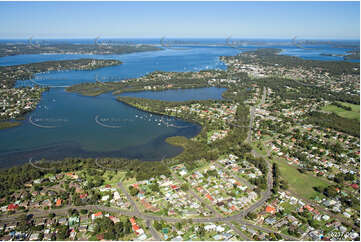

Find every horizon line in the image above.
[0,37,359,41]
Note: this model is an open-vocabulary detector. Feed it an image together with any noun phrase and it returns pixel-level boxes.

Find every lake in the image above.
[0,88,207,167]
[0,40,358,167]
[0,45,234,167]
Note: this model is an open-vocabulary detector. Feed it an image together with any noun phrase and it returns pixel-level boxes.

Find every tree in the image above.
[176,222,183,230]
[154,221,162,231]
[80,209,88,215]
[197,224,205,237]
[56,225,69,240]
[128,186,139,197]
[181,184,189,191]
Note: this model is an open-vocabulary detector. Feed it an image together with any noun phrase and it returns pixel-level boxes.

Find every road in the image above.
[247,87,267,142]
[117,181,141,216]
[0,85,301,240]
[213,161,255,190]
[146,220,162,241]
[247,106,255,143]
[169,170,250,241]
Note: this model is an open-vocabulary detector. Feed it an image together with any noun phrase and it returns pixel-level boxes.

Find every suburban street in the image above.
[0,87,299,241]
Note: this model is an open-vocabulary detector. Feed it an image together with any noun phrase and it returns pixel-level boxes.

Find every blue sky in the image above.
[0,1,359,39]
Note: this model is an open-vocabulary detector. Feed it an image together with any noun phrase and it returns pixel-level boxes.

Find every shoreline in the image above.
[116,97,204,151]
[1,47,234,166]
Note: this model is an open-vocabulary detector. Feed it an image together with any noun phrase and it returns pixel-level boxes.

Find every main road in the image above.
[1,86,300,240]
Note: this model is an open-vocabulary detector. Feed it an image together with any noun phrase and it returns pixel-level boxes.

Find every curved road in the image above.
[0,88,299,241]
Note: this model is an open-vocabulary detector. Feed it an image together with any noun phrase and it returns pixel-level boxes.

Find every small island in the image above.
[344,50,360,60]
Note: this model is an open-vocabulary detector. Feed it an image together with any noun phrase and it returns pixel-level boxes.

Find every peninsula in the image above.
[0,48,359,241]
[0,59,122,122]
[0,43,162,58]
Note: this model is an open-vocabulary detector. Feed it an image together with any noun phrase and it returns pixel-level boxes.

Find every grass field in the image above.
[322,102,360,121]
[274,157,331,199]
[102,170,126,186]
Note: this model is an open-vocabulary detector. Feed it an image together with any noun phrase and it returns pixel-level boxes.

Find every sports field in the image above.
[322,102,360,121]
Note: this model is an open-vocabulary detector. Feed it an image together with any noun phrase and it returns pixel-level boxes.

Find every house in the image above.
[29,233,39,241]
[7,204,18,211]
[322,215,330,221]
[350,184,359,190]
[213,234,223,240]
[264,217,277,225]
[171,235,183,241]
[113,192,120,200]
[69,230,77,240]
[265,205,276,214]
[179,170,187,176]
[109,216,120,224]
[287,215,298,223]
[79,193,88,199]
[79,225,87,232]
[68,216,79,226]
[42,199,52,207]
[205,194,214,202]
[204,224,216,231]
[304,205,314,212]
[309,230,322,241]
[24,183,32,188]
[216,225,225,232]
[129,217,144,235]
[91,212,103,220]
[58,218,67,225]
[338,226,347,233]
[96,234,104,241]
[55,199,62,207]
[65,172,78,179]
[170,185,180,191]
[137,233,147,240]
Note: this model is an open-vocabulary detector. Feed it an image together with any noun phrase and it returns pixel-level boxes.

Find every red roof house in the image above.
[351,184,359,190]
[55,199,62,207]
[265,205,276,214]
[205,194,214,202]
[7,204,18,211]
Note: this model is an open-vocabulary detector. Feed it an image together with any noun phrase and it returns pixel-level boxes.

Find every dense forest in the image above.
[307,111,360,137]
[254,76,359,104]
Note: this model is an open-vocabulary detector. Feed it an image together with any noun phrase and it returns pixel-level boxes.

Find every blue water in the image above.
[14,47,236,88]
[279,46,359,62]
[1,39,359,67]
[0,54,114,66]
[0,39,359,167]
[0,89,203,167]
[0,46,233,167]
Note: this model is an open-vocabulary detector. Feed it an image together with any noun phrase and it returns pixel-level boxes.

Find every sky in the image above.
[0,1,359,39]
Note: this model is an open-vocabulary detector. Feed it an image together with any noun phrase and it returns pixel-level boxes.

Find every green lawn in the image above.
[322,102,360,121]
[274,157,330,199]
[102,170,126,185]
